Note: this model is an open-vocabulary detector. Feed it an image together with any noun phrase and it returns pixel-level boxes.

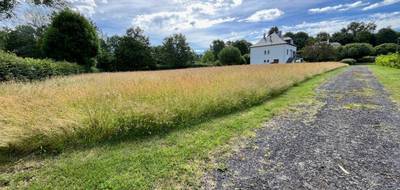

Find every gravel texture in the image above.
[203,66,400,190]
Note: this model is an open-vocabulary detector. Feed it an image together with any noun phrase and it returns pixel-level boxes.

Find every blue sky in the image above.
[4,0,400,51]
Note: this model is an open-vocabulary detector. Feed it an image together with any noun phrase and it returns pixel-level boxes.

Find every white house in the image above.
[250,32,297,64]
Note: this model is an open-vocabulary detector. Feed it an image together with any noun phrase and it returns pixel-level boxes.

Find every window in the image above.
[267,59,269,63]
[268,50,270,54]
[264,60,266,63]
[287,49,289,55]
[264,50,266,55]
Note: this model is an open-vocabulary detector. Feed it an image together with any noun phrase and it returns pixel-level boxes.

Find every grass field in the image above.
[0,65,347,189]
[0,63,345,155]
[369,65,400,103]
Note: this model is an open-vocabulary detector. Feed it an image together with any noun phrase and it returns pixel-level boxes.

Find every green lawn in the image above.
[369,65,400,103]
[0,67,346,190]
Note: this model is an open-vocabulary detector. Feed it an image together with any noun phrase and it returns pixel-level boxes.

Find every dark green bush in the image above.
[358,56,376,63]
[218,46,242,65]
[374,43,400,55]
[340,58,357,65]
[243,54,250,64]
[0,51,83,81]
[337,43,374,60]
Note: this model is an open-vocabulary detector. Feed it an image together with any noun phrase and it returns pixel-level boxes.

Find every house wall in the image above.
[250,44,296,64]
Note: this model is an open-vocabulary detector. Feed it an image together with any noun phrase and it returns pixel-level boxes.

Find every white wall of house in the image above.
[250,44,296,64]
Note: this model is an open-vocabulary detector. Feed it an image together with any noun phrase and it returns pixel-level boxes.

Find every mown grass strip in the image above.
[369,65,400,103]
[0,67,347,189]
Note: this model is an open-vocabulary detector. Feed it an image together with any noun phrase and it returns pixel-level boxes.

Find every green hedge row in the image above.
[0,51,84,81]
[376,53,400,68]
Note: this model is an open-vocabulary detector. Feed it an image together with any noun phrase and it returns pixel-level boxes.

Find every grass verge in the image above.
[368,65,400,103]
[0,67,347,189]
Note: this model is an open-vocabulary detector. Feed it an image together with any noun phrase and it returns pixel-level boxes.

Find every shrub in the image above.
[341,58,357,65]
[243,54,250,64]
[42,9,99,68]
[0,51,83,81]
[374,43,400,55]
[337,43,374,60]
[358,56,376,63]
[115,36,155,71]
[218,46,242,65]
[301,43,337,62]
[201,50,215,64]
[376,53,400,68]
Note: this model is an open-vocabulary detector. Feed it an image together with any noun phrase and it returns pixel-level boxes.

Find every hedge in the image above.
[0,51,84,82]
[341,58,357,65]
[376,53,400,68]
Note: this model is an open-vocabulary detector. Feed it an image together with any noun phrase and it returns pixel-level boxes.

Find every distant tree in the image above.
[374,43,400,55]
[42,9,99,68]
[228,40,252,55]
[301,43,337,62]
[210,39,225,58]
[96,38,116,71]
[126,27,149,45]
[151,45,164,66]
[331,30,353,45]
[268,26,279,35]
[376,27,398,45]
[337,43,374,60]
[331,22,376,45]
[284,32,295,39]
[316,32,330,42]
[0,29,8,50]
[293,32,309,49]
[218,46,242,65]
[5,25,41,58]
[201,50,215,64]
[161,33,193,68]
[355,31,376,45]
[1,0,66,19]
[345,22,376,36]
[242,54,250,64]
[115,38,154,71]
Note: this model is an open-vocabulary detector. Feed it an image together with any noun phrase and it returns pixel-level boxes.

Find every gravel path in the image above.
[203,66,400,190]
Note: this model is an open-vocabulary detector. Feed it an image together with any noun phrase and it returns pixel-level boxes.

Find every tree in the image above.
[316,32,330,42]
[355,31,375,45]
[228,40,252,55]
[115,36,154,71]
[201,50,215,64]
[4,25,41,58]
[374,43,400,55]
[161,33,193,68]
[268,26,279,35]
[331,31,353,45]
[210,39,225,58]
[301,43,337,62]
[126,27,149,45]
[42,9,99,68]
[96,38,116,71]
[1,0,65,19]
[218,46,242,65]
[284,32,295,39]
[337,43,374,60]
[345,22,376,36]
[0,29,8,50]
[376,28,398,45]
[293,32,309,49]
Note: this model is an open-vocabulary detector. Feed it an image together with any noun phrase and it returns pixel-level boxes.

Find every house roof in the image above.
[251,32,295,48]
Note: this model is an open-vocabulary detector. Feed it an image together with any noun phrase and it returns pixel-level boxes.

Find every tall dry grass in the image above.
[0,63,346,153]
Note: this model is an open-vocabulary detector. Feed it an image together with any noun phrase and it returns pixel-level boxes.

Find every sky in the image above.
[3,0,400,52]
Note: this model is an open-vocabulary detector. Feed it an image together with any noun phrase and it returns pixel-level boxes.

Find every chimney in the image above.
[263,33,266,40]
[278,31,282,37]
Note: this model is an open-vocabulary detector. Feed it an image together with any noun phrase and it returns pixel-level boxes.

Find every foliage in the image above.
[375,53,400,68]
[301,43,337,62]
[227,40,252,55]
[218,46,242,65]
[355,31,376,45]
[337,43,374,60]
[268,26,279,35]
[115,35,155,71]
[42,9,99,68]
[374,43,400,55]
[331,22,376,45]
[293,32,310,49]
[316,32,330,42]
[0,29,9,50]
[243,54,250,64]
[341,58,357,65]
[4,25,42,58]
[358,56,376,63]
[331,31,354,45]
[0,50,83,81]
[160,33,193,68]
[376,28,398,45]
[201,50,215,64]
[0,63,345,154]
[210,40,225,58]
[1,0,64,18]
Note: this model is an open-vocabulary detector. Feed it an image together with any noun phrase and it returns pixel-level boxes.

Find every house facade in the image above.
[250,32,297,64]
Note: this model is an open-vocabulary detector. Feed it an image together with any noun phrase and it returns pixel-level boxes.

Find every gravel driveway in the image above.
[203,66,400,190]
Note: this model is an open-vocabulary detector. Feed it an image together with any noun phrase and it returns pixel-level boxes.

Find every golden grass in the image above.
[0,63,346,153]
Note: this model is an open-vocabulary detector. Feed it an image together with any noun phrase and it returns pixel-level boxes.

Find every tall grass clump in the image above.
[0,51,84,82]
[376,53,400,68]
[0,63,346,154]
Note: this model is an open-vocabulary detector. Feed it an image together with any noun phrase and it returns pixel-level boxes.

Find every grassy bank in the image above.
[369,65,400,102]
[0,66,347,189]
[0,63,345,154]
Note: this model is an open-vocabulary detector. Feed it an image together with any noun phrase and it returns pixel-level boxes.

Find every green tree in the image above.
[316,32,330,42]
[355,31,375,45]
[218,46,242,65]
[228,40,252,55]
[0,29,7,50]
[301,43,337,62]
[114,28,154,71]
[1,0,65,19]
[376,28,398,45]
[293,32,309,49]
[5,25,41,58]
[337,43,374,60]
[161,33,193,68]
[96,38,116,71]
[42,9,99,68]
[374,43,400,55]
[331,30,353,45]
[210,39,225,58]
[201,50,215,64]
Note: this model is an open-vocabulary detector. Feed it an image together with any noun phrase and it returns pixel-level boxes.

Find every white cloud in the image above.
[363,0,400,10]
[282,11,400,35]
[241,9,284,22]
[309,1,369,14]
